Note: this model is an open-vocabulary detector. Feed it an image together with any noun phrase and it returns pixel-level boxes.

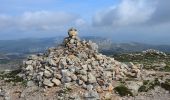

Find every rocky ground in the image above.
[0,29,169,100]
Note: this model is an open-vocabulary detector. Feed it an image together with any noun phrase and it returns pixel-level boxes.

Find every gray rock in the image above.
[61,76,72,83]
[82,64,88,70]
[103,71,112,78]
[26,65,33,71]
[25,60,33,65]
[27,81,35,87]
[48,58,57,66]
[61,69,71,77]
[43,79,54,87]
[126,81,143,95]
[68,66,76,73]
[52,78,61,86]
[0,89,5,97]
[84,90,99,100]
[69,93,81,100]
[88,73,96,83]
[86,84,93,91]
[79,69,87,75]
[77,79,84,85]
[44,70,52,78]
[80,75,88,82]
[70,39,75,44]
[70,74,77,81]
[54,73,62,79]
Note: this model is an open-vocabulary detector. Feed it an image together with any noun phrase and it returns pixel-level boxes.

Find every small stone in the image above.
[84,90,99,99]
[126,81,143,95]
[108,84,114,92]
[96,86,103,93]
[61,76,72,83]
[54,73,62,79]
[27,81,35,87]
[103,71,112,78]
[88,73,96,83]
[79,69,87,75]
[61,69,71,77]
[25,60,33,65]
[44,70,52,78]
[48,59,57,66]
[70,74,77,81]
[104,92,112,100]
[68,66,76,73]
[68,28,78,37]
[70,39,75,44]
[81,64,88,70]
[86,84,93,91]
[26,65,33,71]
[77,79,84,85]
[52,78,61,86]
[80,75,88,82]
[43,79,54,87]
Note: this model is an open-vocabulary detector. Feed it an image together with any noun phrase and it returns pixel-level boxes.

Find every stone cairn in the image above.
[21,28,141,90]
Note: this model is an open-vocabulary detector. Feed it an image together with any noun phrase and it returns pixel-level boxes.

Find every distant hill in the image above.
[0,36,170,55]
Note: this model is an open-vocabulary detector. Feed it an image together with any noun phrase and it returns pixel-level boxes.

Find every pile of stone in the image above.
[21,28,141,91]
[142,49,167,56]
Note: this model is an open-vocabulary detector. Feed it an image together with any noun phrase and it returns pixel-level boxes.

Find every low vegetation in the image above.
[114,84,133,96]
[113,52,170,71]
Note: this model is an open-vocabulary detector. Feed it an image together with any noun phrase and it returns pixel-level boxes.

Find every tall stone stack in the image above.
[21,28,141,91]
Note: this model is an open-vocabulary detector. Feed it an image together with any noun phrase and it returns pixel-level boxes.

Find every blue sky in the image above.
[0,0,170,44]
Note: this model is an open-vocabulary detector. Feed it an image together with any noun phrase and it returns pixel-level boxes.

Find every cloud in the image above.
[93,0,156,27]
[0,11,80,32]
[91,0,170,44]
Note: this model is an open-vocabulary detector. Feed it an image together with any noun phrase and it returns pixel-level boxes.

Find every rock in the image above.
[126,81,143,95]
[54,73,62,79]
[25,60,33,65]
[68,28,78,37]
[80,75,88,82]
[79,69,87,75]
[77,79,84,85]
[0,89,5,97]
[84,90,100,100]
[104,92,112,100]
[61,76,72,83]
[26,65,33,71]
[81,64,88,70]
[88,40,98,51]
[70,74,77,81]
[44,70,52,78]
[88,73,97,83]
[69,93,81,100]
[27,81,35,87]
[103,71,112,78]
[108,84,114,92]
[52,78,61,86]
[70,39,75,44]
[86,84,93,91]
[43,79,54,87]
[61,69,71,77]
[48,59,57,66]
[96,86,103,93]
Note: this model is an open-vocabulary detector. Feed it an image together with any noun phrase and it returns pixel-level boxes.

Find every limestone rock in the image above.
[51,78,61,86]
[43,79,54,87]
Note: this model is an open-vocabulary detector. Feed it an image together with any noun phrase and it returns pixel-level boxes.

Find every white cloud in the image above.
[93,0,156,27]
[0,11,80,32]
